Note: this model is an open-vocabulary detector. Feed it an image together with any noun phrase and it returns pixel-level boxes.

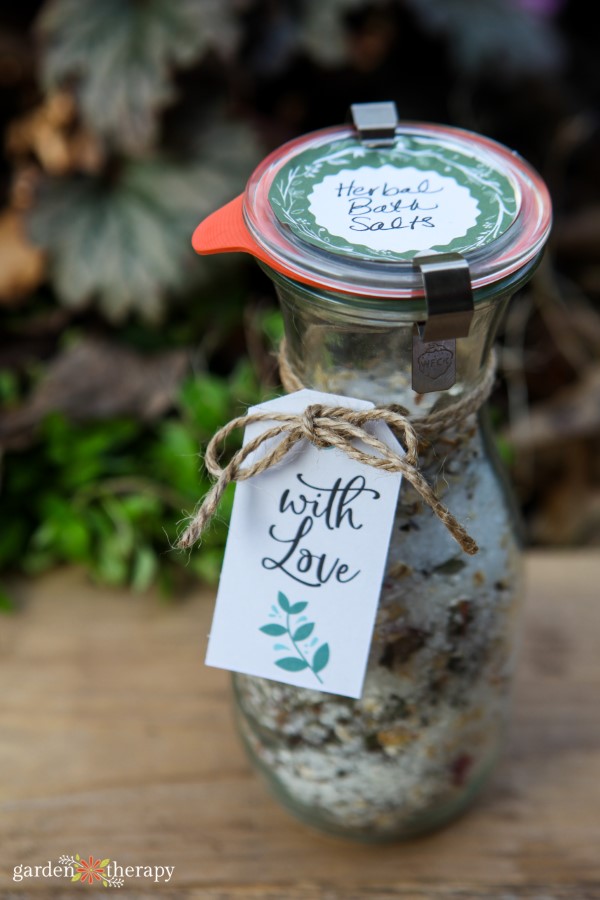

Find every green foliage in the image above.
[259,308,286,350]
[0,359,272,594]
[495,435,516,466]
[0,586,15,613]
[38,0,238,153]
[27,146,259,322]
[0,370,20,406]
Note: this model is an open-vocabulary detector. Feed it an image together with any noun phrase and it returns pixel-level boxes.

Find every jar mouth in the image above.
[242,123,552,299]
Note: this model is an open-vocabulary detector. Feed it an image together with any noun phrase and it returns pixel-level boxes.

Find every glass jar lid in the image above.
[192,119,551,299]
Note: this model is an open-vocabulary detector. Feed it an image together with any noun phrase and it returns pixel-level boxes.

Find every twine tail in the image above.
[178,475,230,549]
[402,466,478,555]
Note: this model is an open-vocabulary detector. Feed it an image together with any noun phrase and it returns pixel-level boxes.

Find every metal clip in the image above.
[350,102,398,148]
[411,252,474,394]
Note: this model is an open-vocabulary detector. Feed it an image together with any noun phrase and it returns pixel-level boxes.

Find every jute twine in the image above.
[177,342,497,556]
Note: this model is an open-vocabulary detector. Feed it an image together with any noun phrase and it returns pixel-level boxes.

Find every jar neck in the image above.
[273,276,512,414]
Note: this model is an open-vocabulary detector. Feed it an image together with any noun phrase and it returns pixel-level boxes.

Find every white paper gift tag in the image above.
[205,389,403,699]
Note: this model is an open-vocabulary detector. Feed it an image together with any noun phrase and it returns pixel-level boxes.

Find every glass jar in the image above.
[192,110,552,840]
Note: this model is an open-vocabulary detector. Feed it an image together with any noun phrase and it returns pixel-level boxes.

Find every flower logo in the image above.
[73,856,109,885]
[58,853,123,887]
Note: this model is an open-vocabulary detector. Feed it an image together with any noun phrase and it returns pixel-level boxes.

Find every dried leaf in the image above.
[7,91,105,176]
[37,0,239,153]
[0,338,188,449]
[0,210,46,305]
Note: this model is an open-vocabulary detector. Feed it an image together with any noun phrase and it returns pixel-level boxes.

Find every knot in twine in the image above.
[176,363,497,555]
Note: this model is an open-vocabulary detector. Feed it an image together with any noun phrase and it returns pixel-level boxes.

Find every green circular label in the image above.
[269,136,520,261]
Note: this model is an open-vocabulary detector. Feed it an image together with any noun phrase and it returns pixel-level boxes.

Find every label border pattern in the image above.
[269,137,519,261]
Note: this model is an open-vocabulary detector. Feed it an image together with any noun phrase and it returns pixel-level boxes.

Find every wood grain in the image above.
[1,552,599,899]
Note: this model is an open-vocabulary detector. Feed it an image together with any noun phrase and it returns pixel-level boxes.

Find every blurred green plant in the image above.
[0,358,274,598]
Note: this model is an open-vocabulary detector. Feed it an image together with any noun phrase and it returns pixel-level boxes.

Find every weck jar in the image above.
[191,105,552,841]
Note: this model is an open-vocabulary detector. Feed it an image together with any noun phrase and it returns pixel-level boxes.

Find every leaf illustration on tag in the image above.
[293,622,314,641]
[313,643,330,674]
[275,657,309,672]
[289,601,308,614]
[259,623,287,636]
[260,592,330,684]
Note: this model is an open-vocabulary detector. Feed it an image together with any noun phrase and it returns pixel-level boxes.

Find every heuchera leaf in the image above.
[27,156,251,322]
[313,642,330,674]
[288,601,308,614]
[275,657,309,672]
[277,591,290,613]
[37,0,239,153]
[292,622,314,642]
[259,624,287,636]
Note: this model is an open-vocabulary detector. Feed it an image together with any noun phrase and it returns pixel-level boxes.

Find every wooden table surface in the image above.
[1,552,599,899]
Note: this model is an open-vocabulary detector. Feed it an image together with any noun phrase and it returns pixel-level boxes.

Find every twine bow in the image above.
[177,402,479,555]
